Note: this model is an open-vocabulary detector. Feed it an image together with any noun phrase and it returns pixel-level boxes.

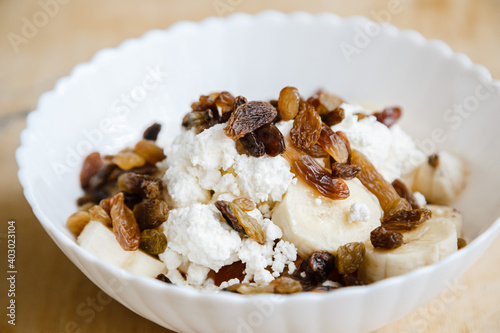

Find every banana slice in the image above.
[77,221,167,277]
[272,178,382,258]
[426,204,463,237]
[358,217,458,283]
[412,151,469,205]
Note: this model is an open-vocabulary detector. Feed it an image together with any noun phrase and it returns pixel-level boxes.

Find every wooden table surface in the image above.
[1,0,499,332]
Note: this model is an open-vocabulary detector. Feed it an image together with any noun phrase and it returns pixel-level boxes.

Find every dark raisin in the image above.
[392,179,420,209]
[118,172,163,199]
[77,194,100,207]
[225,101,277,139]
[215,200,244,233]
[370,226,404,249]
[382,208,432,231]
[290,102,322,149]
[373,106,402,128]
[298,251,336,285]
[213,261,246,286]
[428,154,439,168]
[80,152,103,189]
[239,132,265,157]
[254,123,286,157]
[331,162,361,180]
[342,273,364,286]
[156,273,172,284]
[143,123,162,141]
[322,107,345,127]
[233,96,248,109]
[133,198,169,230]
[122,192,142,209]
[182,110,215,131]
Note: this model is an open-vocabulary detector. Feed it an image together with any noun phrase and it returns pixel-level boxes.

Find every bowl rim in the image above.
[16,10,500,304]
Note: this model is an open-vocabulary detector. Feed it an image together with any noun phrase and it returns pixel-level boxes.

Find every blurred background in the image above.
[1,0,499,332]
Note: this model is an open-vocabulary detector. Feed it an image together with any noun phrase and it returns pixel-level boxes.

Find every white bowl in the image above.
[17,11,500,333]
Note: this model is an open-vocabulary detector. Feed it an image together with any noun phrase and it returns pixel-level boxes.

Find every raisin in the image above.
[290,102,322,149]
[342,273,364,286]
[270,277,303,294]
[182,109,217,132]
[123,193,142,209]
[214,91,235,114]
[301,144,328,158]
[308,285,336,292]
[225,101,277,139]
[133,198,169,230]
[382,208,432,231]
[239,132,265,157]
[80,152,103,189]
[87,160,117,190]
[118,172,162,199]
[457,238,467,249]
[215,200,265,244]
[191,95,218,115]
[232,197,256,212]
[233,96,248,109]
[351,149,411,214]
[278,86,300,121]
[109,192,141,251]
[336,242,366,275]
[139,229,167,255]
[254,123,286,157]
[112,150,146,170]
[371,226,404,249]
[143,123,162,141]
[89,205,112,227]
[331,162,361,180]
[392,179,420,209]
[213,261,246,286]
[317,123,349,163]
[215,200,244,232]
[77,194,100,207]
[308,91,343,116]
[134,139,166,164]
[156,273,172,284]
[285,144,350,200]
[373,106,402,128]
[66,211,90,237]
[226,284,274,294]
[299,251,336,285]
[322,107,345,127]
[428,154,439,168]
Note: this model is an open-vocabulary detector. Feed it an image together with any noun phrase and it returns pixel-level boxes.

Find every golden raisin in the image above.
[215,200,266,244]
[382,208,432,231]
[112,150,146,170]
[139,229,167,255]
[270,277,303,294]
[457,238,467,249]
[290,102,322,149]
[322,107,345,127]
[67,211,90,237]
[373,106,402,128]
[392,179,420,209]
[278,86,300,121]
[214,91,235,114]
[317,123,349,163]
[213,261,246,286]
[336,242,365,275]
[109,192,140,251]
[300,144,328,158]
[89,205,112,227]
[254,123,286,157]
[134,139,166,164]
[233,197,256,211]
[331,162,361,180]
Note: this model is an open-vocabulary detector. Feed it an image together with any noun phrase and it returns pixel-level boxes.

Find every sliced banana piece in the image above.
[426,204,463,238]
[358,218,458,283]
[77,221,166,278]
[412,151,469,205]
[272,178,382,258]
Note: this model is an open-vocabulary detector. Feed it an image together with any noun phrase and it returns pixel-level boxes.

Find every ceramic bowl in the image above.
[17,11,500,333]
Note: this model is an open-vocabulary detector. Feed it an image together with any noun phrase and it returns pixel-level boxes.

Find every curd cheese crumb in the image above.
[414,191,427,207]
[315,198,322,206]
[348,202,370,223]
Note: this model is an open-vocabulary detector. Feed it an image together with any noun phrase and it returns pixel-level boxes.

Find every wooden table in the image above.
[1,0,499,332]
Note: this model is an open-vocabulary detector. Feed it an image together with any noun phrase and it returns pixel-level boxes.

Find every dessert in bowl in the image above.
[17,11,500,333]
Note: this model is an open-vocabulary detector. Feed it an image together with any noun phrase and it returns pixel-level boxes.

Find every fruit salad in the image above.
[67,87,469,294]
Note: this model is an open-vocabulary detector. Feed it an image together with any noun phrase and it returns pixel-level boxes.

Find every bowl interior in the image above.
[24,13,500,246]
